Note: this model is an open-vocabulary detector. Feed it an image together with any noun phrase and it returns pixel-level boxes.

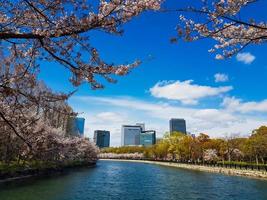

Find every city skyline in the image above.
[75,95,267,146]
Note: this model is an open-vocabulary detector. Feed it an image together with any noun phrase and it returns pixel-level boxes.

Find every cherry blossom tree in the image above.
[0,63,77,163]
[173,0,266,59]
[0,58,100,165]
[203,149,219,162]
[0,0,161,89]
[28,124,99,164]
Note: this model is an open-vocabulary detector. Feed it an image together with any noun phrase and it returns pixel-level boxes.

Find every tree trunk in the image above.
[228,152,231,162]
[261,157,264,164]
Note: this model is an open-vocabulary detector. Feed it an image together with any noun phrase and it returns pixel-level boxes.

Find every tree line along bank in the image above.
[100,126,267,166]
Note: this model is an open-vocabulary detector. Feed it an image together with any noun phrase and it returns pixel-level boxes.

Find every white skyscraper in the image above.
[121,125,142,146]
[136,123,145,131]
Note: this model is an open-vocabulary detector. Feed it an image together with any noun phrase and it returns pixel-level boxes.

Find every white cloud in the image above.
[70,95,267,146]
[149,80,233,105]
[95,112,125,123]
[193,109,236,122]
[222,97,267,113]
[214,73,229,83]
[236,52,255,64]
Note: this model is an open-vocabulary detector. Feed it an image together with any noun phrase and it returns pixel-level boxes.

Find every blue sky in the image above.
[39,1,267,146]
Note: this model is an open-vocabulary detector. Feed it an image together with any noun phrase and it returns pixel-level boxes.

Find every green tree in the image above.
[196,133,210,162]
[248,126,267,164]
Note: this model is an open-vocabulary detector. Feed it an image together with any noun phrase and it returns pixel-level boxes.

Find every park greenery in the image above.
[101,126,267,166]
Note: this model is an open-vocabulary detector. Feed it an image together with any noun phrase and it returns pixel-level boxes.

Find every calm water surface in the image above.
[0,160,267,200]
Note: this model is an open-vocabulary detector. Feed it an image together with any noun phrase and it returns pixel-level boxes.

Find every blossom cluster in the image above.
[0,0,162,89]
[177,0,266,58]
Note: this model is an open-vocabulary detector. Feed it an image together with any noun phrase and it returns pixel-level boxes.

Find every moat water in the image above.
[0,160,267,200]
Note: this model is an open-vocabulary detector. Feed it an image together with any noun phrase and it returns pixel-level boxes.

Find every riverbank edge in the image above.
[0,161,97,183]
[100,159,267,180]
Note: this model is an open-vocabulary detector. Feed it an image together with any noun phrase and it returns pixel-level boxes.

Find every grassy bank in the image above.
[0,160,97,182]
[100,159,267,180]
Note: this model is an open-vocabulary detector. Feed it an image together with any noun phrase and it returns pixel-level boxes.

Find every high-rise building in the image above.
[136,123,145,131]
[169,118,186,134]
[66,117,85,137]
[121,125,142,146]
[140,130,156,146]
[94,130,110,148]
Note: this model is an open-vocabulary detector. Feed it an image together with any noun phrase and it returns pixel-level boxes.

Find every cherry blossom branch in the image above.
[0,110,32,149]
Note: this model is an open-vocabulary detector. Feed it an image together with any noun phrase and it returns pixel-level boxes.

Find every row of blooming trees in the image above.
[99,153,143,160]
[101,126,267,165]
[0,64,99,167]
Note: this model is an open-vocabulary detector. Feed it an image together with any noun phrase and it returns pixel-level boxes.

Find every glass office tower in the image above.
[140,130,156,146]
[94,130,110,148]
[66,117,85,137]
[169,118,186,134]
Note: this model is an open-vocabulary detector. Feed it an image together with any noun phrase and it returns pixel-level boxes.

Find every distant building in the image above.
[169,118,186,134]
[121,125,142,146]
[66,117,85,137]
[140,130,156,146]
[121,123,157,146]
[94,130,110,148]
[136,123,145,131]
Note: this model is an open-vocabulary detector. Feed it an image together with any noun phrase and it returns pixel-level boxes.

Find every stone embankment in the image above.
[101,159,267,180]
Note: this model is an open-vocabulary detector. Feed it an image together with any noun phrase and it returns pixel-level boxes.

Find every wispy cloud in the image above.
[95,112,125,123]
[236,52,255,64]
[222,97,267,113]
[214,73,229,83]
[149,80,233,105]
